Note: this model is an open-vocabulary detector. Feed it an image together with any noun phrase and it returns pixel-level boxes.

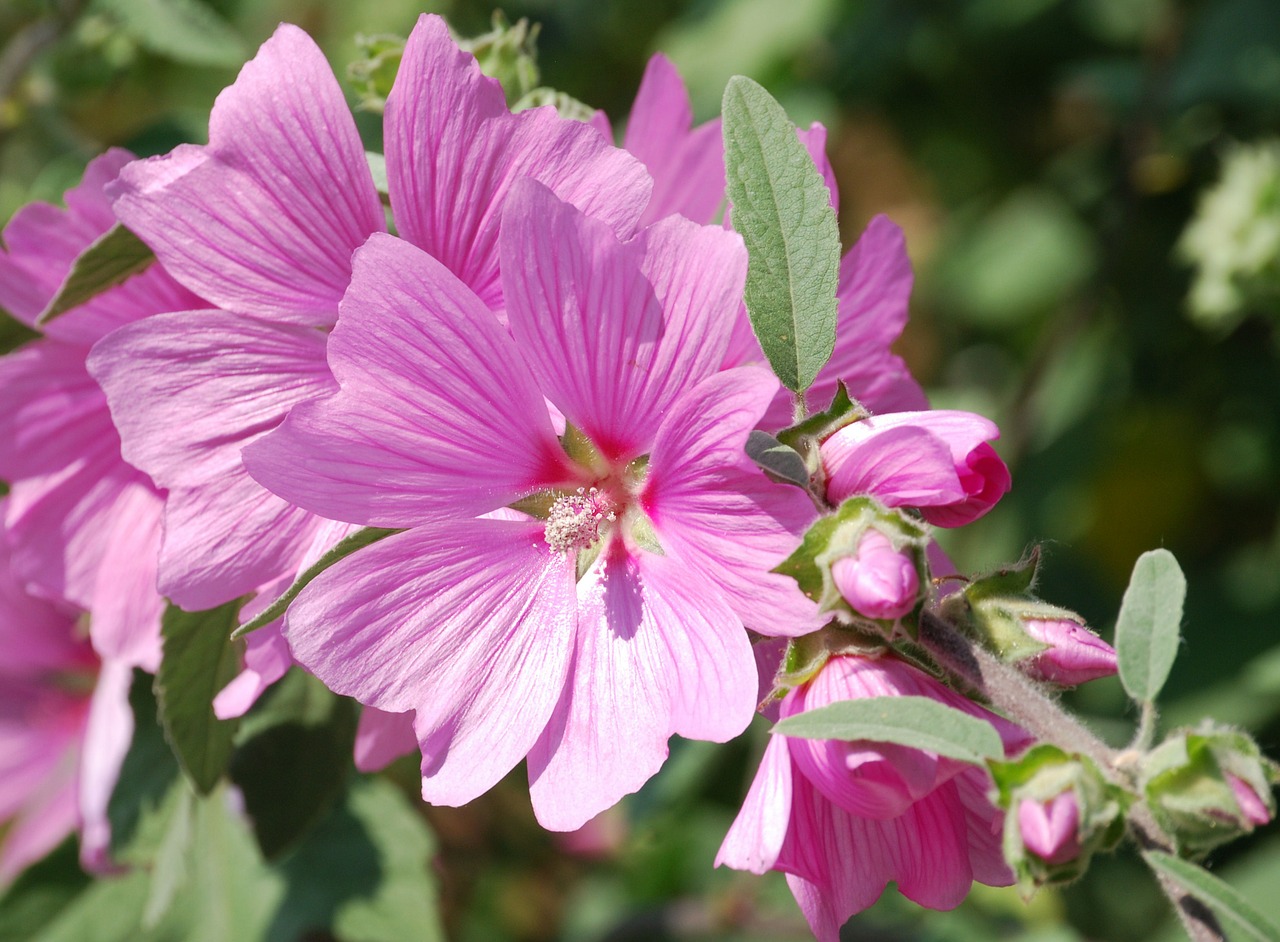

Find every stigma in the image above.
[544,487,617,554]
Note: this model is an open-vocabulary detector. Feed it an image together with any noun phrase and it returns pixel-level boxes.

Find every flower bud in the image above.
[942,554,1117,689]
[1020,617,1118,686]
[1142,723,1279,856]
[830,529,919,621]
[1018,792,1081,866]
[992,745,1127,894]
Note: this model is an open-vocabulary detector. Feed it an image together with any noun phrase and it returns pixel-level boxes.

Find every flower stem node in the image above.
[772,497,930,639]
[1140,722,1280,856]
[941,550,1117,688]
[990,744,1128,895]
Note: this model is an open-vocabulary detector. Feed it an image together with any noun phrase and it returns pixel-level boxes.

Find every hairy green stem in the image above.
[918,610,1226,941]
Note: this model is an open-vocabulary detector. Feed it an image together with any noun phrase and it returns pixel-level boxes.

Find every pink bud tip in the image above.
[1018,791,1081,865]
[831,529,918,620]
[1228,774,1272,827]
[1022,618,1118,686]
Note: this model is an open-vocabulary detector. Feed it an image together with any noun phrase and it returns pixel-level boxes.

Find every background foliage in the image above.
[2,0,1279,939]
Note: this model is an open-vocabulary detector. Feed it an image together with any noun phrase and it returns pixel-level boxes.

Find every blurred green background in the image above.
[3,0,1280,939]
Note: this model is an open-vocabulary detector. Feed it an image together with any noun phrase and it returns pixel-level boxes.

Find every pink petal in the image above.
[111,26,384,326]
[807,217,927,416]
[244,233,571,526]
[502,181,740,462]
[716,733,794,874]
[385,14,650,309]
[822,424,968,508]
[0,759,78,882]
[642,367,821,636]
[624,53,725,226]
[89,311,336,608]
[77,658,136,873]
[284,517,576,808]
[85,480,163,670]
[527,543,754,831]
[211,624,292,720]
[354,706,418,773]
[0,149,202,346]
[797,122,839,216]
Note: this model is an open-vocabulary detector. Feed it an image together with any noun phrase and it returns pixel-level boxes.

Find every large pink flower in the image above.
[717,654,1027,941]
[242,182,819,829]
[89,13,651,616]
[0,506,141,878]
[0,149,194,669]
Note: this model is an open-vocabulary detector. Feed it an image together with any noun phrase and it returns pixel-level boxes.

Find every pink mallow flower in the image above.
[717,654,1028,941]
[1018,791,1082,866]
[1021,618,1118,687]
[0,505,142,878]
[0,149,197,671]
[821,411,1012,527]
[88,13,650,618]
[241,181,819,830]
[831,529,919,621]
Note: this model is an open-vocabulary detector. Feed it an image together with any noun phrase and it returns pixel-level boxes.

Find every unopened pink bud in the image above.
[831,529,918,620]
[1022,618,1117,686]
[1018,791,1081,865]
[1228,773,1272,826]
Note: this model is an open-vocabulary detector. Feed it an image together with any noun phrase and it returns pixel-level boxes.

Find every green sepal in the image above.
[1141,722,1277,856]
[511,87,597,122]
[37,224,154,325]
[456,11,541,106]
[775,381,867,451]
[990,744,1130,895]
[232,527,401,638]
[348,33,405,113]
[962,546,1042,601]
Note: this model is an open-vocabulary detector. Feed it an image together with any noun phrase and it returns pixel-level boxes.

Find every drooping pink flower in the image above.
[1018,791,1082,866]
[830,529,919,621]
[242,182,818,830]
[1020,617,1118,687]
[717,653,1028,941]
[89,13,652,615]
[0,505,141,878]
[0,149,193,669]
[821,410,1012,526]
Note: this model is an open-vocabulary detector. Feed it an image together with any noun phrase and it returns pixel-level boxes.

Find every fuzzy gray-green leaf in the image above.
[772,695,1005,765]
[1115,548,1186,704]
[1144,851,1280,942]
[722,76,839,393]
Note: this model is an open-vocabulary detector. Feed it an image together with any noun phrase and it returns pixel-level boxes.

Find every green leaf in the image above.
[0,841,92,942]
[107,671,186,867]
[745,429,811,488]
[1143,850,1280,942]
[1115,548,1186,703]
[36,225,154,325]
[233,527,401,638]
[95,0,248,68]
[722,75,840,394]
[278,778,446,942]
[772,695,1005,765]
[229,670,358,859]
[156,601,242,794]
[367,152,389,200]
